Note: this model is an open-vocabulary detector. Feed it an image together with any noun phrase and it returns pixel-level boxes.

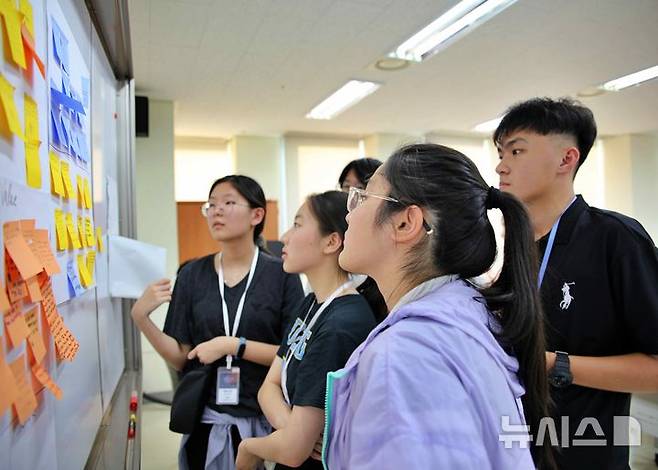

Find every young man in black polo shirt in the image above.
[494,97,658,470]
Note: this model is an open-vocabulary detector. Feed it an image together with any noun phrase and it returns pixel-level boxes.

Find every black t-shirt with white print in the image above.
[163,252,304,418]
[274,293,376,470]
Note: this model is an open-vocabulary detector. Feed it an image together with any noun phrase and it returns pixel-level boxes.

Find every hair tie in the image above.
[486,186,504,210]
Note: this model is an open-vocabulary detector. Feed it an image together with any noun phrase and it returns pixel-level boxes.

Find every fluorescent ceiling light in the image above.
[599,65,658,92]
[473,116,502,133]
[391,0,517,62]
[306,80,380,120]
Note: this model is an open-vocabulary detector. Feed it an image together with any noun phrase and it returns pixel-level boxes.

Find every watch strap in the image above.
[236,336,247,359]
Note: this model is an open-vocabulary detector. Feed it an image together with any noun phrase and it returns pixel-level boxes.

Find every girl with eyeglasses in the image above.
[131,175,304,470]
[234,191,382,470]
[324,144,555,470]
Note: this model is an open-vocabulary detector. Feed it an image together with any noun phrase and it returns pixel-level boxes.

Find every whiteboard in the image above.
[0,0,128,468]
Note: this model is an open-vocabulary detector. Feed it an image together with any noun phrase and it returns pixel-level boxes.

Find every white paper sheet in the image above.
[108,235,166,298]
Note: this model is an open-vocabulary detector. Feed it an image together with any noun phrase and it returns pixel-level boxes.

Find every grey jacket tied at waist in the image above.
[178,407,271,470]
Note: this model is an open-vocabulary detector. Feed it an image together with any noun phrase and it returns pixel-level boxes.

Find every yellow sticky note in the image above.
[96,227,103,252]
[19,0,34,38]
[60,161,74,200]
[23,94,40,188]
[0,2,27,69]
[23,94,38,141]
[76,175,84,208]
[83,178,92,209]
[77,254,92,287]
[77,216,86,248]
[54,209,68,250]
[86,250,96,276]
[49,152,64,196]
[65,213,81,249]
[25,140,41,188]
[84,217,95,247]
[0,74,25,139]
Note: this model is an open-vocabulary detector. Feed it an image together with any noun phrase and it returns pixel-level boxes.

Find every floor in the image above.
[140,401,658,469]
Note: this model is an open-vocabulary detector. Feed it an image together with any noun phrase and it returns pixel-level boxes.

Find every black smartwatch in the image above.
[548,351,573,388]
[236,337,247,359]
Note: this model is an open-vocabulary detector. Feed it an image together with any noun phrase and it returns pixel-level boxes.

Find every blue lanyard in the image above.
[537,197,577,288]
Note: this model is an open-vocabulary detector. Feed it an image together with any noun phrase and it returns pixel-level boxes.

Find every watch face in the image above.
[549,371,573,388]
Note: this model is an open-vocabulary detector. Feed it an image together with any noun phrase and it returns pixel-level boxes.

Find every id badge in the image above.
[216,366,240,405]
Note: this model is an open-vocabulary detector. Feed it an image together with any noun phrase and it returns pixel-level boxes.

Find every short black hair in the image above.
[493,97,597,173]
[338,158,383,188]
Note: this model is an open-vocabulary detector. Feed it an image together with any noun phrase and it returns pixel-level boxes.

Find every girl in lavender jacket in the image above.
[323,144,555,470]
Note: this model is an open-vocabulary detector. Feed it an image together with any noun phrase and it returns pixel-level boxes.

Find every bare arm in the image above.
[236,406,324,469]
[130,279,191,371]
[257,357,292,430]
[547,352,658,393]
[188,337,279,367]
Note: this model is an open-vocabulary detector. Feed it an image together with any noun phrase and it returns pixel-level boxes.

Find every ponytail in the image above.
[482,189,554,470]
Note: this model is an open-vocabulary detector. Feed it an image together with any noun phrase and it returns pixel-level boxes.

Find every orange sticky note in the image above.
[24,304,38,331]
[21,22,44,78]
[9,356,38,424]
[0,274,12,304]
[40,288,60,329]
[0,347,20,417]
[95,227,103,252]
[7,279,27,303]
[60,160,74,200]
[0,1,27,69]
[6,255,22,282]
[5,305,30,347]
[0,282,10,312]
[5,232,43,279]
[0,73,24,139]
[27,331,46,365]
[25,276,41,302]
[20,219,35,230]
[49,152,64,196]
[19,219,36,244]
[53,322,78,362]
[31,230,61,276]
[3,220,20,239]
[65,212,82,249]
[32,363,62,399]
[54,209,67,250]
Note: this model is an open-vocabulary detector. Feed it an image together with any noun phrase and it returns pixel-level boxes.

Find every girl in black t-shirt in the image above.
[234,191,382,470]
[131,175,303,470]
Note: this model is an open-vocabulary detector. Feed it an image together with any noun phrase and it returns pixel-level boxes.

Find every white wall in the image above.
[175,137,232,201]
[283,135,359,229]
[135,99,178,393]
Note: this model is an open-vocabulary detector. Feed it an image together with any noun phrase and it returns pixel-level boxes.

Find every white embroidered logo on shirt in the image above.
[560,282,575,310]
